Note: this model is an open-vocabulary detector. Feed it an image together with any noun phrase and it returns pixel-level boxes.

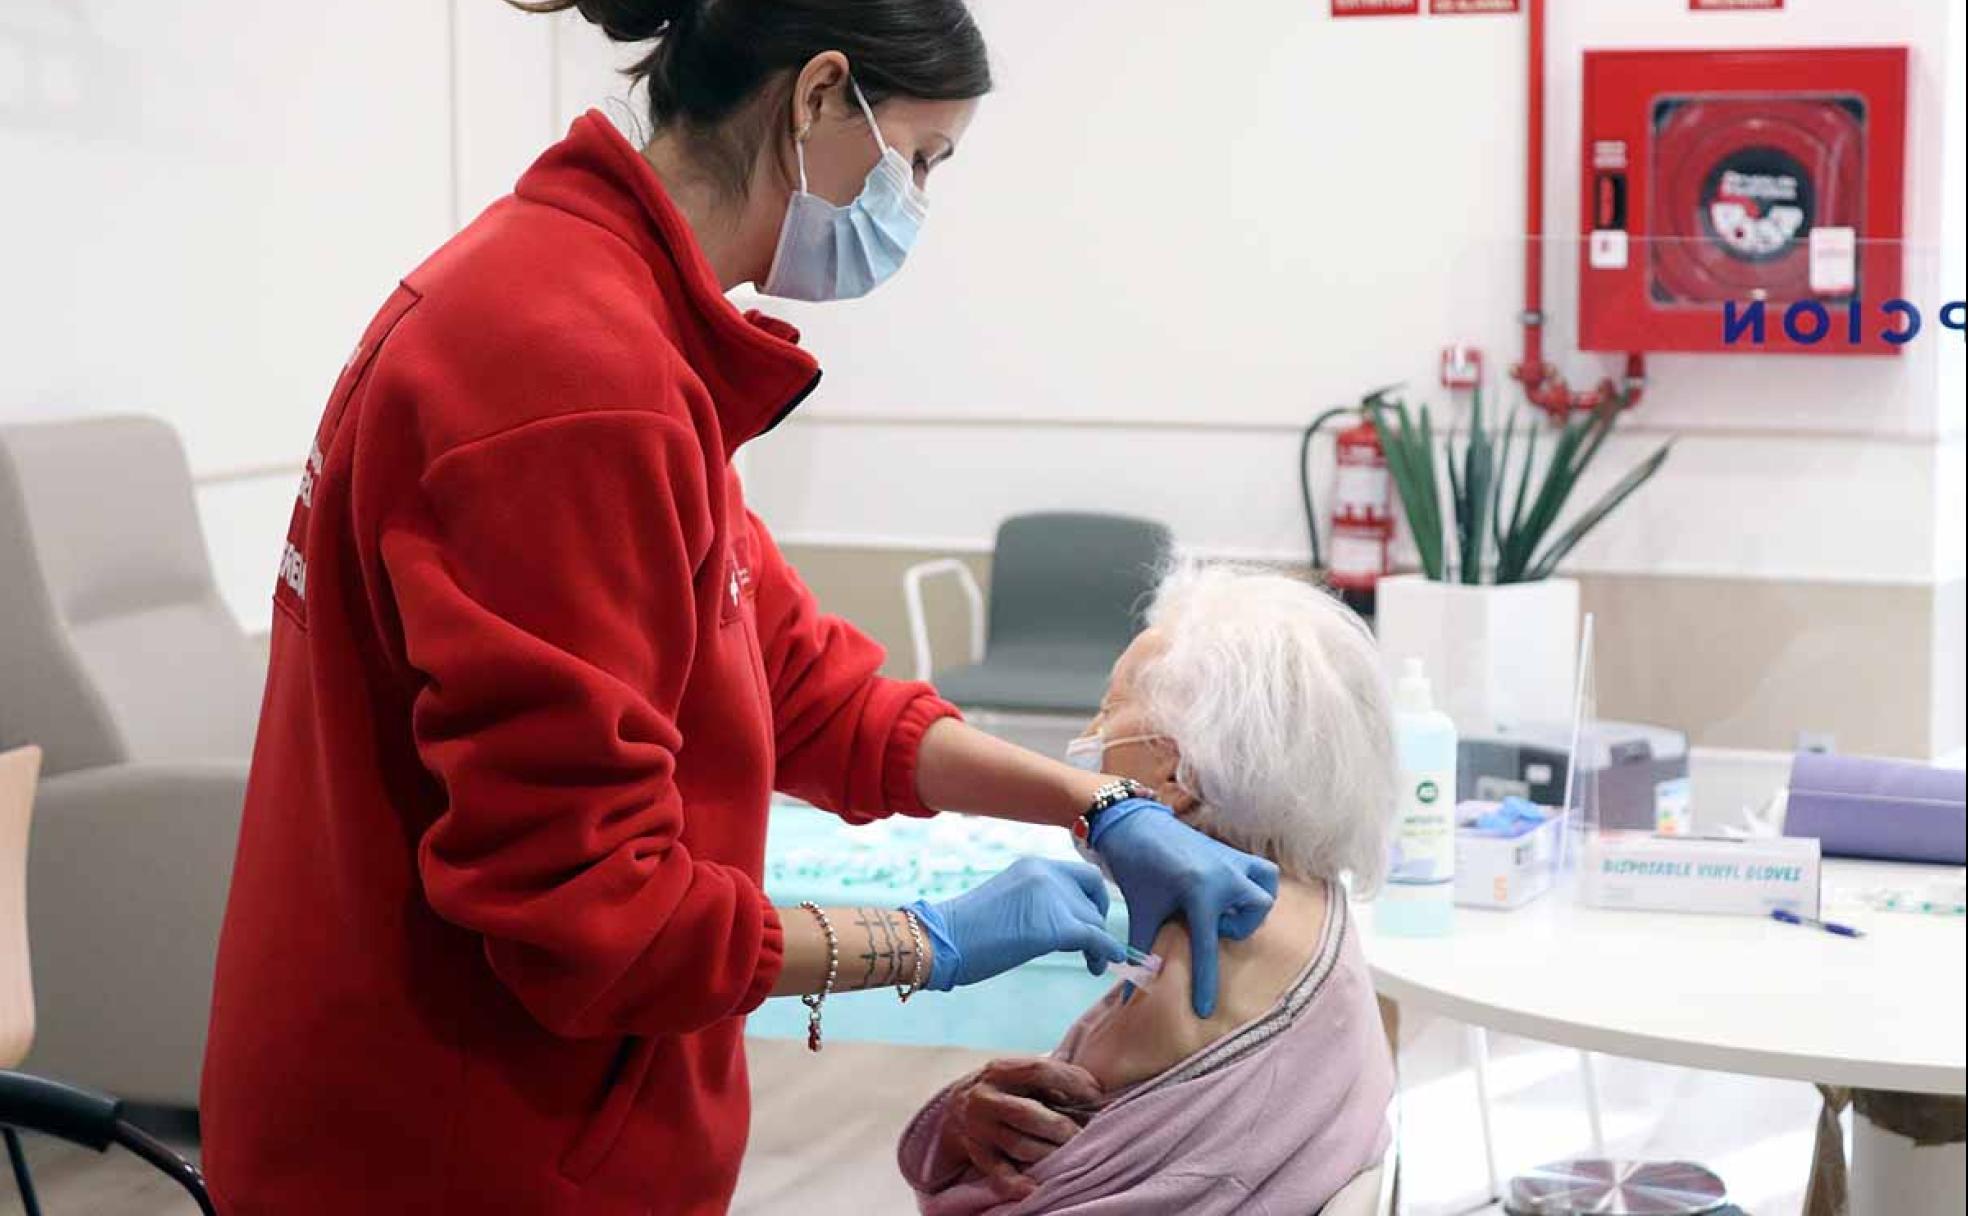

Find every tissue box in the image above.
[1581,832,1821,918]
[1456,804,1564,909]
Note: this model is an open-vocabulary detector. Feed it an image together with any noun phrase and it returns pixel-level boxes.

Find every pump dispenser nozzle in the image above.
[1396,657,1435,714]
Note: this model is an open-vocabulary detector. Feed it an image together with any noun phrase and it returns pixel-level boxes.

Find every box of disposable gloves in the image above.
[1455,798,1563,910]
[1580,831,1821,918]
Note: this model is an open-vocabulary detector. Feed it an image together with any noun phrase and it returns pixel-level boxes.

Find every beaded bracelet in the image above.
[896,908,929,1003]
[798,901,837,1052]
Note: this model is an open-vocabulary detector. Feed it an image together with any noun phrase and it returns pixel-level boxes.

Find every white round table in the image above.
[1356,859,1966,1215]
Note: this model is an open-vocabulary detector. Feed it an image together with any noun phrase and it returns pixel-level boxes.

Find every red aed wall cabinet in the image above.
[1579,47,1908,355]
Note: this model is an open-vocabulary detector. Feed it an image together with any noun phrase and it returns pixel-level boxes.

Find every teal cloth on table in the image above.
[752,800,1129,1052]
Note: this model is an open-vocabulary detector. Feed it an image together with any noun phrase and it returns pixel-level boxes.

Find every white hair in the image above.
[1136,562,1399,895]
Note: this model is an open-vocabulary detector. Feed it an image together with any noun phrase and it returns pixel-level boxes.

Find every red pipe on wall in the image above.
[1522,0,1550,387]
[1513,0,1646,419]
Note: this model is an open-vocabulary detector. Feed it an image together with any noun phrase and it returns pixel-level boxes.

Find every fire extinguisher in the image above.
[1329,417,1393,598]
[1300,401,1395,616]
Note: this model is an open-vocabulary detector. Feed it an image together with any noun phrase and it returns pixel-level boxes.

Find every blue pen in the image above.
[1771,908,1864,938]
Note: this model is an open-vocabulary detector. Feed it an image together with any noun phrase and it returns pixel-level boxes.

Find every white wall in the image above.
[764,0,1959,433]
[454,0,559,225]
[3,1,1963,622]
[1934,0,1968,760]
[0,2,455,465]
[1,0,454,631]
[1936,0,1968,584]
[776,4,1525,434]
[1947,0,1968,449]
[739,0,1965,588]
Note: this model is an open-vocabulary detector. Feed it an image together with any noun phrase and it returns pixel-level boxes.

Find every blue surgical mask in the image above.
[1064,735,1105,773]
[1065,732,1205,806]
[1064,732,1168,773]
[760,79,926,303]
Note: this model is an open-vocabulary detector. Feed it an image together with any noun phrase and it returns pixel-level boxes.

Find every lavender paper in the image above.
[1784,752,1966,864]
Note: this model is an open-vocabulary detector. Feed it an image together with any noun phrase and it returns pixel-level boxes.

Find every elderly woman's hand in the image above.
[939,1057,1103,1201]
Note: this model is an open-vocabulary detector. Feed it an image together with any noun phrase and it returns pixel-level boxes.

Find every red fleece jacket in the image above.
[200,112,958,1215]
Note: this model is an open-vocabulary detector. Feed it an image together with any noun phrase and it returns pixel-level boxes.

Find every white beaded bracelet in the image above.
[798,901,837,1052]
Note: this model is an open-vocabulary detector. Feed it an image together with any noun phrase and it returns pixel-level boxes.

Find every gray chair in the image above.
[905,512,1171,716]
[0,416,262,1109]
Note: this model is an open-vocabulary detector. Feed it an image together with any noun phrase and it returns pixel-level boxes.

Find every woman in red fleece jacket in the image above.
[201,1,1278,1212]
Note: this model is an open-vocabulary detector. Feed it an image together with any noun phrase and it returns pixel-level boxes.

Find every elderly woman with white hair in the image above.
[897,564,1399,1215]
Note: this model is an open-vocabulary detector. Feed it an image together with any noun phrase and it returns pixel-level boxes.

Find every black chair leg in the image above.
[5,1124,43,1216]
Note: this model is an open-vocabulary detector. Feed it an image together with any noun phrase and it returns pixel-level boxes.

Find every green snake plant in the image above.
[1365,387,1672,585]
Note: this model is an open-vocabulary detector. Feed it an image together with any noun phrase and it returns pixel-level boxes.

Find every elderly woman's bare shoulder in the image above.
[1065,878,1330,1093]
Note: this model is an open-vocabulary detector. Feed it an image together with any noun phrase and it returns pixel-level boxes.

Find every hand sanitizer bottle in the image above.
[1380,657,1457,936]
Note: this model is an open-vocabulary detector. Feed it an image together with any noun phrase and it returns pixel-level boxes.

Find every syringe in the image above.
[1112,945,1163,988]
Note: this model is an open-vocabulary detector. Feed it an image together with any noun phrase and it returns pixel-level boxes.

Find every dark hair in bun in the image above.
[511,0,990,195]
[551,0,691,43]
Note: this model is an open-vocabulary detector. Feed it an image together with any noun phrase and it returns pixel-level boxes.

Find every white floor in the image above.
[1393,1015,1819,1216]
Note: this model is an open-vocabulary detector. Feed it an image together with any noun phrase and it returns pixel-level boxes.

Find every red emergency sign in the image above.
[1331,0,1420,16]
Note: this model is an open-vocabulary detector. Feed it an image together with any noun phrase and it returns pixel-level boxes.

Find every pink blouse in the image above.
[898,884,1394,1215]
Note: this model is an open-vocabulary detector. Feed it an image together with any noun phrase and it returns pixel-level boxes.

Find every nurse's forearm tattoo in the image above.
[776,905,925,998]
[848,907,917,988]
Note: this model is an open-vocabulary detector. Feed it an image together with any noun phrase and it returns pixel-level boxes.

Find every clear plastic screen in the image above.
[1557,611,1598,890]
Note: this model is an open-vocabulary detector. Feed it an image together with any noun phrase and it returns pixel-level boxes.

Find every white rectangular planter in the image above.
[1375,575,1581,734]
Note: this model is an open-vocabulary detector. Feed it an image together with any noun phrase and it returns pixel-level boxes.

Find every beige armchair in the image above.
[0,416,263,1109]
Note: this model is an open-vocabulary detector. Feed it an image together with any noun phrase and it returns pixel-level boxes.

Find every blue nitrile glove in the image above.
[1088,798,1280,1019]
[906,858,1129,991]
[1469,796,1550,838]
